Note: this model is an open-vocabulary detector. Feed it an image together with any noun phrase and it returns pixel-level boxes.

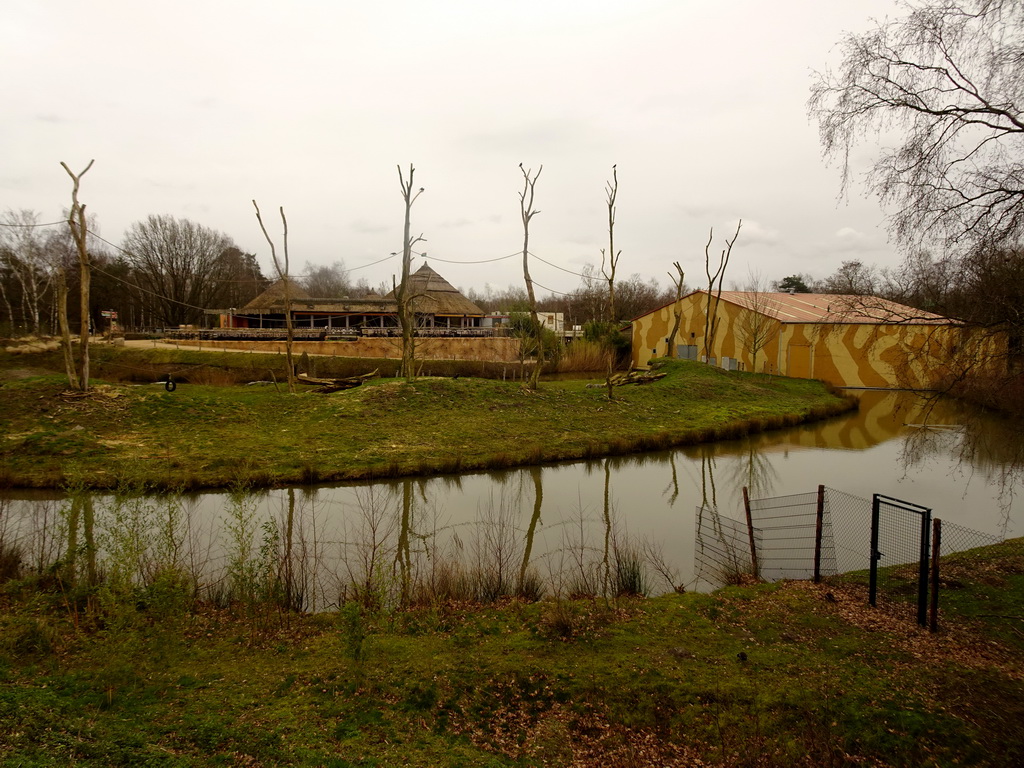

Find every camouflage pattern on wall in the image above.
[631,291,992,389]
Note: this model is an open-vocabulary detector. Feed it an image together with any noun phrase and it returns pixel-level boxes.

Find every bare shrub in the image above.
[555,340,609,373]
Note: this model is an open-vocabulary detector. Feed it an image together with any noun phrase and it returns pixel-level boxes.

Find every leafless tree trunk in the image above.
[396,165,425,381]
[702,221,742,364]
[0,273,14,334]
[666,261,686,358]
[253,201,296,394]
[61,160,94,392]
[601,166,622,400]
[55,267,79,389]
[600,165,621,324]
[519,163,544,390]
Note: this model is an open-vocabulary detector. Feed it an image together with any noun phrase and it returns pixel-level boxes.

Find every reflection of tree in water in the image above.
[690,445,754,588]
[725,438,779,502]
[518,466,543,592]
[662,453,679,506]
[900,403,1023,536]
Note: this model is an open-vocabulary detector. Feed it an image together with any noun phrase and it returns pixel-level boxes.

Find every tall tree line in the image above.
[0,211,268,335]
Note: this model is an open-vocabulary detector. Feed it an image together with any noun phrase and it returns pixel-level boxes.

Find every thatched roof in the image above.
[242,279,313,310]
[383,263,484,316]
[237,265,483,317]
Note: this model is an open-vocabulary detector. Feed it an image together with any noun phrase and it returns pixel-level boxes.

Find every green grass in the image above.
[0,351,855,491]
[1,538,1021,767]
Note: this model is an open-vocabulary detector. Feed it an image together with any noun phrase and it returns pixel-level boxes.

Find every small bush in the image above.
[614,544,649,598]
[2,616,58,658]
[540,600,582,640]
[0,539,23,583]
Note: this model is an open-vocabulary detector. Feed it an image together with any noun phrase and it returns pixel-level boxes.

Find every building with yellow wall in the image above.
[631,291,975,389]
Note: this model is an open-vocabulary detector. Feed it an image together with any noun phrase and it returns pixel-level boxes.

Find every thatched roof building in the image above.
[382,264,484,318]
[241,279,313,310]
[216,264,486,331]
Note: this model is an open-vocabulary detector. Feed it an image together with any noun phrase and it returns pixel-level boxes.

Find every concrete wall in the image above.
[631,294,973,389]
[172,335,522,363]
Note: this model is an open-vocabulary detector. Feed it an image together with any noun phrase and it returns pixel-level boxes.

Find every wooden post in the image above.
[930,518,942,633]
[742,486,759,580]
[814,484,825,583]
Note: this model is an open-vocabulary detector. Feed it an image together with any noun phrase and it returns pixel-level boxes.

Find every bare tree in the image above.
[702,221,742,364]
[600,165,621,323]
[600,166,623,400]
[301,260,349,298]
[810,0,1024,254]
[395,165,425,381]
[121,215,239,327]
[253,201,296,394]
[738,270,779,374]
[821,259,878,295]
[518,163,544,390]
[665,262,686,358]
[61,160,94,392]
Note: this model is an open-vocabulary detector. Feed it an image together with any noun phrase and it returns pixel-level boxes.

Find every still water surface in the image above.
[3,390,1020,602]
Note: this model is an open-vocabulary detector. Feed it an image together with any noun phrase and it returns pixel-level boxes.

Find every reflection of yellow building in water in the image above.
[631,291,973,389]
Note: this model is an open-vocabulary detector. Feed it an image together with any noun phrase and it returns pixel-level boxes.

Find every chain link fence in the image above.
[694,505,756,589]
[693,486,1007,631]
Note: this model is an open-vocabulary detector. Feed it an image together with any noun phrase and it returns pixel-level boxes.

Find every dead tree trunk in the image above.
[519,163,544,391]
[60,160,94,392]
[396,165,425,382]
[702,220,742,364]
[253,201,296,394]
[55,268,79,390]
[601,166,622,401]
[666,261,686,358]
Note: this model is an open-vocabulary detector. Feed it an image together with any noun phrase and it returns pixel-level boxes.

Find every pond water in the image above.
[2,390,1020,608]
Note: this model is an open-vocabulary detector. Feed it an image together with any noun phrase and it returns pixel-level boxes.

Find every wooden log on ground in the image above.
[297,369,379,393]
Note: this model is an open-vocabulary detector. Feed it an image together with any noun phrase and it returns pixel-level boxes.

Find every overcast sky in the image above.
[3,0,907,297]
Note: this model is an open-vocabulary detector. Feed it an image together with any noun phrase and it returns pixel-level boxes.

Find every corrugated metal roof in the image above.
[698,291,951,325]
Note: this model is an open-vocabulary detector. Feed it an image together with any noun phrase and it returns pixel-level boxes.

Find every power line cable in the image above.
[420,251,519,265]
[0,219,67,229]
[347,253,397,271]
[528,251,597,280]
[530,278,575,297]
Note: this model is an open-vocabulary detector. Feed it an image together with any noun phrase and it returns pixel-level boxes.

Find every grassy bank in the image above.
[1,538,1021,767]
[0,352,855,491]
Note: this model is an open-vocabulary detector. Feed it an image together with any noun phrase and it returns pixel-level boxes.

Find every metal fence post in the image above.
[742,486,759,580]
[930,518,942,633]
[869,494,881,607]
[917,507,932,627]
[814,484,825,583]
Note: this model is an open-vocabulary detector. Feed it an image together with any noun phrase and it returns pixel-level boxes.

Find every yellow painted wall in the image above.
[631,293,969,389]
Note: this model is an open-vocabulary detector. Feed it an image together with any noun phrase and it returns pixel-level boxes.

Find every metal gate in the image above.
[869,494,932,627]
